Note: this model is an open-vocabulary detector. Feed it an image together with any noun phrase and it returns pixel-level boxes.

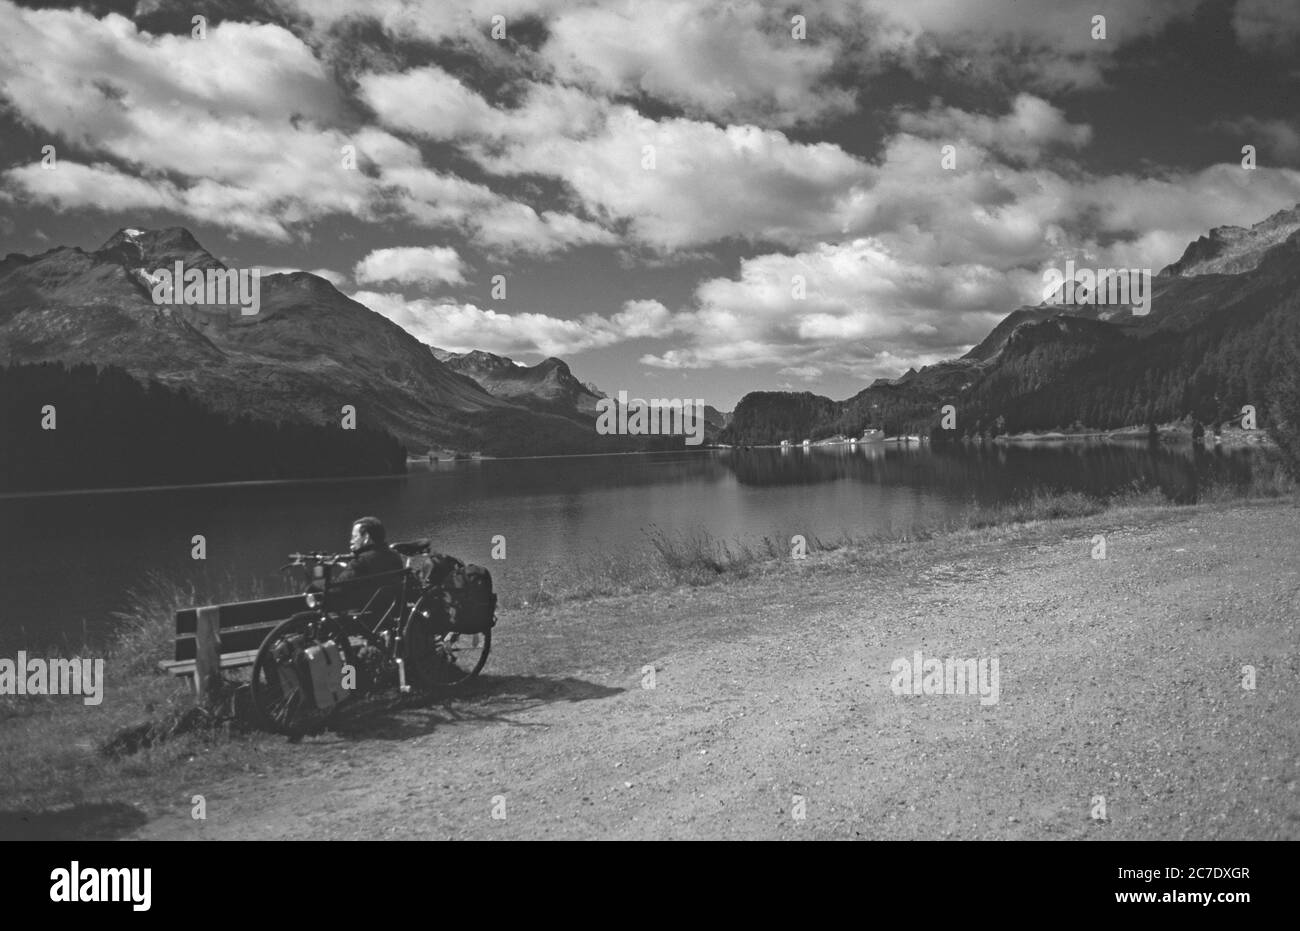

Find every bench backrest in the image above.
[172,594,307,662]
[171,569,415,661]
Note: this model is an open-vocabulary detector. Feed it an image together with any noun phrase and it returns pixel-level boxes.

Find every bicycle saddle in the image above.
[391,539,431,556]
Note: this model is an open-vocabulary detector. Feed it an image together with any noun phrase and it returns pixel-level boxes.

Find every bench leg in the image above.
[195,606,223,709]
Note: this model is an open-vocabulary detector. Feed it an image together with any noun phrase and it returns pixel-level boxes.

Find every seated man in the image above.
[331,516,406,613]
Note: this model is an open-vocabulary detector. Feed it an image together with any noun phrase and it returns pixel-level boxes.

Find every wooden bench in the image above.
[159,594,309,703]
[160,569,414,705]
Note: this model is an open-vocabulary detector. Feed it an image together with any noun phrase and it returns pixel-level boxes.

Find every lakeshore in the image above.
[1,490,1296,840]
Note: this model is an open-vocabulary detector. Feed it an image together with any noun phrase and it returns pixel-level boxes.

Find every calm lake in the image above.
[0,441,1273,649]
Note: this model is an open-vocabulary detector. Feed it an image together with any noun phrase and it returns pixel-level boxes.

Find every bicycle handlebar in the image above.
[279,552,355,572]
[279,541,428,573]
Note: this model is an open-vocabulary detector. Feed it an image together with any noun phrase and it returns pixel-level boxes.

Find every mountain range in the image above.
[0,228,670,457]
[0,228,516,450]
[4,203,1298,466]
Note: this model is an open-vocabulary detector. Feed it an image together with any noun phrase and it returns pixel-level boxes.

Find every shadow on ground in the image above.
[322,673,625,742]
[0,802,148,840]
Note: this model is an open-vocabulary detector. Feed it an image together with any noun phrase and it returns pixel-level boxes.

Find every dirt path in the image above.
[131,500,1300,840]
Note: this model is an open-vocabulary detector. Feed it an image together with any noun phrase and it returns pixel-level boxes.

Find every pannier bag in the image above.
[441,562,497,634]
[426,553,464,587]
[289,639,348,709]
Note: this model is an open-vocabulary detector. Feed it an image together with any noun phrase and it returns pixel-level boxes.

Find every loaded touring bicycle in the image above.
[249,540,497,735]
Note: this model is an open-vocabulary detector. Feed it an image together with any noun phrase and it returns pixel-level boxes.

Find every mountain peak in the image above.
[100,226,203,254]
[537,356,570,374]
[95,226,223,271]
[463,349,517,369]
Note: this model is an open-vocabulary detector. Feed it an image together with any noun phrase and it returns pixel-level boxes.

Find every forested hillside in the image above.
[0,362,407,492]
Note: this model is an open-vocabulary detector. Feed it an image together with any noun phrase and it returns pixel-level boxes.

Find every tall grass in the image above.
[503,526,829,609]
[108,569,273,677]
[961,489,1107,529]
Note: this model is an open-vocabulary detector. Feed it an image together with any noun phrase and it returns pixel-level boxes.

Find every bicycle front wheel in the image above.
[250,612,353,736]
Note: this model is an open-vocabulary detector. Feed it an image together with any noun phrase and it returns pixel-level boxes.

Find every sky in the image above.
[1,0,1299,411]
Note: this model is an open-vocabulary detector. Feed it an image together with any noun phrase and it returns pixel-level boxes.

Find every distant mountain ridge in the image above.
[432,345,732,432]
[724,203,1300,445]
[431,347,606,417]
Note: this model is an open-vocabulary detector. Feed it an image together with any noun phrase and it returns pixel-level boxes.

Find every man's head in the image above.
[349,516,387,553]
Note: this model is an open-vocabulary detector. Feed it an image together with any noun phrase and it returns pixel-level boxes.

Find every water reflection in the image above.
[722,440,1268,504]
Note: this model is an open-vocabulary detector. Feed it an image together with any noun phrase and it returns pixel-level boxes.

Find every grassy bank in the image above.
[0,469,1294,833]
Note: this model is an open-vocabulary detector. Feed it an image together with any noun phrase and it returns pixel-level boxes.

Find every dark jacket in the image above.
[332,542,406,613]
[335,542,405,581]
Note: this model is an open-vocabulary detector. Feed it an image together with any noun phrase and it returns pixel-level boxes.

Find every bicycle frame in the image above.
[285,556,427,691]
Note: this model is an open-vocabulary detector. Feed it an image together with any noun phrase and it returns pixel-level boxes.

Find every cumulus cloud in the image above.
[351,291,680,357]
[362,69,867,251]
[354,246,466,288]
[856,0,1196,91]
[824,127,1300,276]
[304,0,1189,122]
[0,2,609,255]
[4,161,183,214]
[478,103,872,250]
[358,68,503,141]
[540,0,854,127]
[360,70,606,143]
[0,5,377,239]
[897,94,1092,164]
[638,238,1030,377]
[346,130,616,256]
[472,202,617,255]
[364,70,863,250]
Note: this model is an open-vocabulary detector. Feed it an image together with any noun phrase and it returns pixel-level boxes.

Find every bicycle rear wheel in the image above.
[404,593,491,690]
[434,628,491,687]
